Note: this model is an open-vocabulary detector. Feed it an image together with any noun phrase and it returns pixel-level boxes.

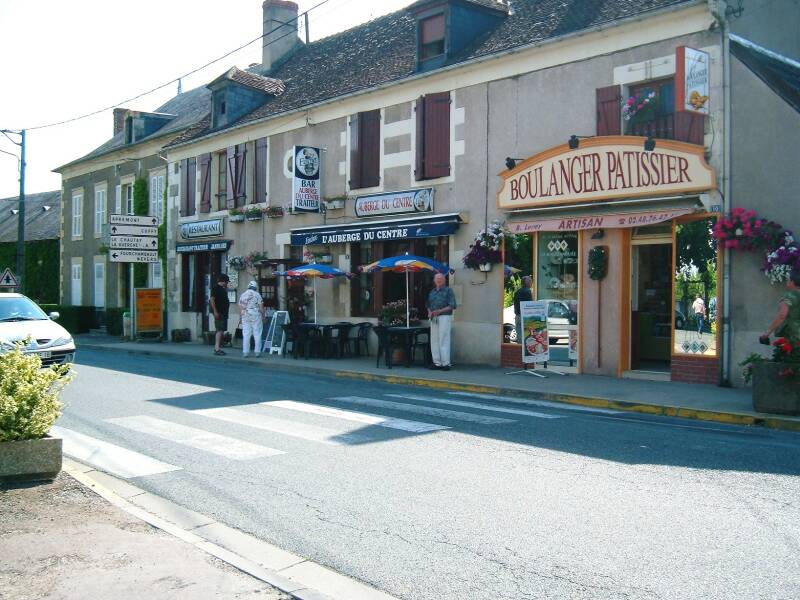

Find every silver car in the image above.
[0,293,75,366]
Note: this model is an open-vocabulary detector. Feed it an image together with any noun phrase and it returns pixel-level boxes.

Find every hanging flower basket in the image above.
[463,221,505,271]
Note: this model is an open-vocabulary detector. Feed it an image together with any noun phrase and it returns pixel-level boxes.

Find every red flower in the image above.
[782,344,793,354]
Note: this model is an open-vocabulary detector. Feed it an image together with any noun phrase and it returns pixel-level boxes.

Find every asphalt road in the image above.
[56,349,800,600]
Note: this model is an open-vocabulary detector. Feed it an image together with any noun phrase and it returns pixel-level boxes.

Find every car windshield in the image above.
[0,297,48,321]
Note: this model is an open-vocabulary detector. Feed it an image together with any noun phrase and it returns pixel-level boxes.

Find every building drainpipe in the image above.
[714,0,733,385]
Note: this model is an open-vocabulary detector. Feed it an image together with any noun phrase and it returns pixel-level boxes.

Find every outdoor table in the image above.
[298,323,339,358]
[386,325,431,367]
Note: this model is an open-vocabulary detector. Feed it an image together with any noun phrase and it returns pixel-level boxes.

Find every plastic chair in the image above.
[373,325,403,368]
[332,323,354,357]
[411,329,431,366]
[348,322,372,357]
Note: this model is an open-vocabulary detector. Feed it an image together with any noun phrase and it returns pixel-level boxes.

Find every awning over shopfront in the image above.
[175,240,232,253]
[290,212,462,246]
[508,207,694,234]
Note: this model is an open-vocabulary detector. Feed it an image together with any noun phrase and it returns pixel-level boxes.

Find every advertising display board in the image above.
[676,46,710,115]
[520,300,549,365]
[135,288,163,334]
[292,146,321,212]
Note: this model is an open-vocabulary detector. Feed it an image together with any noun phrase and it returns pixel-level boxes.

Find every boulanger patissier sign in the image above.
[497,137,716,210]
[354,188,434,218]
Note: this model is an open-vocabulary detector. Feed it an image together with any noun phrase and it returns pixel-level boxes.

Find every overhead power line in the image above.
[21,0,335,132]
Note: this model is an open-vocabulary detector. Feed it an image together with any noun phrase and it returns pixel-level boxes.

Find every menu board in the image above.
[263,311,290,355]
[520,301,549,365]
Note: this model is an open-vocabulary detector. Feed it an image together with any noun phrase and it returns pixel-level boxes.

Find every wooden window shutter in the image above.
[235,143,247,207]
[360,110,381,188]
[349,115,362,189]
[226,146,235,209]
[596,85,622,136]
[414,96,425,181]
[186,158,197,216]
[423,91,451,179]
[674,112,705,145]
[255,138,268,203]
[179,158,189,217]
[199,153,212,213]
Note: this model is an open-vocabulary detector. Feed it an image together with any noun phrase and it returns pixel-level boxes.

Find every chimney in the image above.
[262,0,302,72]
[113,108,128,136]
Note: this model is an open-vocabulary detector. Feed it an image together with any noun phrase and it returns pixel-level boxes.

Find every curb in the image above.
[78,342,800,433]
[64,459,397,600]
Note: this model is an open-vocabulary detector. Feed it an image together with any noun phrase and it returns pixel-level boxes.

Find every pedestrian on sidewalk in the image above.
[513,276,533,344]
[427,272,457,370]
[692,295,706,335]
[238,281,265,358]
[210,274,230,356]
[762,270,800,344]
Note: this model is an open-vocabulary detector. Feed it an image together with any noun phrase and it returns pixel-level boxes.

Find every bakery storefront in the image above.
[290,209,461,321]
[498,136,720,383]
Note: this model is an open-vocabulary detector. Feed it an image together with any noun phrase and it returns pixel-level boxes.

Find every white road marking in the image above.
[327,396,518,425]
[51,426,181,479]
[106,415,286,460]
[385,394,563,419]
[194,407,376,446]
[446,391,621,415]
[262,400,451,432]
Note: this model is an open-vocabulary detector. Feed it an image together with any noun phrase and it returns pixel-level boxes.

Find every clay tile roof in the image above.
[222,67,286,95]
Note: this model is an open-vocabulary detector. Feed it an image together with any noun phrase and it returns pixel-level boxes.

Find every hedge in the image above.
[0,239,59,304]
[44,305,95,334]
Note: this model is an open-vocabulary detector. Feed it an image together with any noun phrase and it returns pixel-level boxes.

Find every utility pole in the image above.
[16,129,26,295]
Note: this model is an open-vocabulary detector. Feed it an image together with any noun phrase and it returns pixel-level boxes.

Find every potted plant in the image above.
[741,337,800,414]
[622,89,658,130]
[463,220,504,272]
[245,206,263,221]
[265,206,284,219]
[379,300,419,327]
[0,344,72,481]
[229,207,245,222]
[227,255,246,272]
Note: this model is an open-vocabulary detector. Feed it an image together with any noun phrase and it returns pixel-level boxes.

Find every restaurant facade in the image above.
[160,0,799,386]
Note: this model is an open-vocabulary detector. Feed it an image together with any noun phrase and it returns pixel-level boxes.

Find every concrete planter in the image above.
[0,435,62,482]
[752,362,800,415]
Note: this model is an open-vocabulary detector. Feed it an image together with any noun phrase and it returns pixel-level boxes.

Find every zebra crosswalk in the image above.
[56,391,571,479]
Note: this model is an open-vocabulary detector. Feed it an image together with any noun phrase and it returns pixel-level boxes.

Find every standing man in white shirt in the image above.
[238,281,265,357]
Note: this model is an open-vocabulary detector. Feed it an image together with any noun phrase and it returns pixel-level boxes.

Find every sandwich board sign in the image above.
[0,268,18,288]
[135,288,163,334]
[263,311,290,355]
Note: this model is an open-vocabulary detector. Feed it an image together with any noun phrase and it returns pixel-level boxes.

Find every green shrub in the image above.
[0,345,72,442]
[105,308,125,336]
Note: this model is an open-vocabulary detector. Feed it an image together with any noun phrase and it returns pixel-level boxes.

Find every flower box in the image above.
[265,207,284,218]
[752,361,800,415]
[245,212,263,221]
[0,435,62,482]
[229,214,245,223]
[324,200,345,210]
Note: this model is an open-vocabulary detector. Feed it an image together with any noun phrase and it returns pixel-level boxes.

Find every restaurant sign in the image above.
[292,145,321,212]
[676,46,710,115]
[180,218,223,240]
[496,137,715,210]
[354,188,434,218]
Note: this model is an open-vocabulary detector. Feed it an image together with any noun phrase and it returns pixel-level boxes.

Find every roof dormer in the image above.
[207,67,285,130]
[409,0,508,72]
[121,110,176,145]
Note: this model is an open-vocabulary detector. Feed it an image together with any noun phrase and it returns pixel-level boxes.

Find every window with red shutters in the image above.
[227,144,247,208]
[179,159,189,217]
[596,85,622,136]
[674,111,705,145]
[415,92,451,181]
[198,153,212,213]
[255,138,268,203]
[185,157,197,217]
[350,110,381,189]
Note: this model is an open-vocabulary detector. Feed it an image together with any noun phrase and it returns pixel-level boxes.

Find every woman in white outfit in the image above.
[238,281,265,357]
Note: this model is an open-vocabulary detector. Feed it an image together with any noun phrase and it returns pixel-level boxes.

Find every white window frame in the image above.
[149,173,164,222]
[125,183,134,215]
[114,184,122,214]
[94,185,107,238]
[93,257,106,308]
[71,193,83,239]
[70,258,82,306]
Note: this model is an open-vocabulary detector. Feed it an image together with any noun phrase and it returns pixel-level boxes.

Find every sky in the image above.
[0,0,414,199]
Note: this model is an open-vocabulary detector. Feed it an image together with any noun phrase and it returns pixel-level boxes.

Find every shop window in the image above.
[673,216,718,357]
[349,110,381,190]
[536,232,578,301]
[415,92,451,180]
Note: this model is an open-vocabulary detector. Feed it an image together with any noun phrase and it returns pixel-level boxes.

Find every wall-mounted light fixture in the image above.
[644,135,656,152]
[568,135,593,149]
[505,157,523,171]
[591,228,605,240]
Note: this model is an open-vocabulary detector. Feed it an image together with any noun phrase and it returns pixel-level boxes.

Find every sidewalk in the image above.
[76,334,800,432]
[0,469,289,600]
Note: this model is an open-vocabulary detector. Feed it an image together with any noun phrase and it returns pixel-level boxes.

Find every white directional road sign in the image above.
[110,236,159,250]
[109,224,158,237]
[109,250,159,263]
[109,214,160,227]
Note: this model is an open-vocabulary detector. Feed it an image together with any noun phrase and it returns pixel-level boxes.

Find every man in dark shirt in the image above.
[513,276,533,344]
[210,273,231,356]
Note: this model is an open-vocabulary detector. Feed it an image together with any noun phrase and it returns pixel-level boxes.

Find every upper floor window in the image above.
[420,14,445,61]
[93,188,106,237]
[179,158,197,217]
[122,183,134,215]
[415,92,451,181]
[350,110,380,190]
[217,151,228,210]
[71,193,83,239]
[150,174,164,221]
[625,78,675,139]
